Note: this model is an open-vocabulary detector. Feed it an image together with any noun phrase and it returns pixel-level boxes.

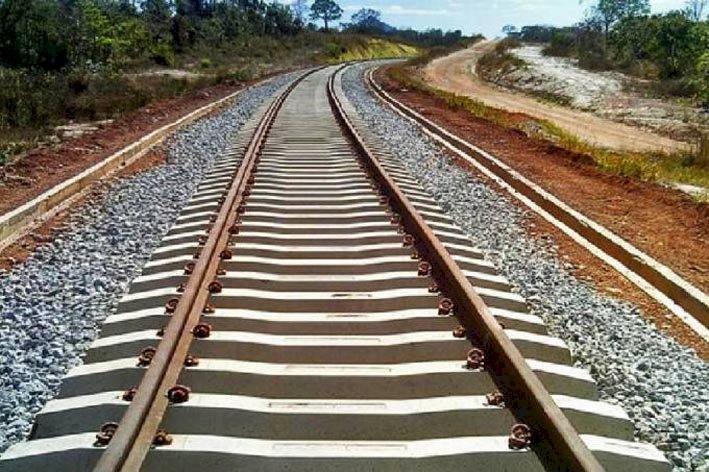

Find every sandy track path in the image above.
[424,41,687,153]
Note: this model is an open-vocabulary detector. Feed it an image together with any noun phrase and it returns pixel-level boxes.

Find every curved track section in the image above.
[0,66,669,472]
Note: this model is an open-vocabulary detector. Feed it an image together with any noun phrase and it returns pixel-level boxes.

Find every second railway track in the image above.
[0,66,669,471]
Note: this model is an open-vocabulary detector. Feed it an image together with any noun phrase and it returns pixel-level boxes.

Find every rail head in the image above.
[327,64,606,472]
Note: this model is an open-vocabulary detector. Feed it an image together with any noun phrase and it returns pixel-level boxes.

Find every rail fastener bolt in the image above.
[208,280,223,293]
[165,297,180,314]
[203,303,216,314]
[403,234,415,247]
[184,354,200,367]
[94,422,119,447]
[192,323,212,339]
[486,391,505,407]
[452,326,468,338]
[466,348,485,370]
[183,262,196,275]
[137,346,157,366]
[167,385,191,404]
[122,388,138,402]
[153,430,173,447]
[438,298,454,316]
[508,424,533,450]
[418,261,432,276]
[220,249,233,260]
[428,282,439,293]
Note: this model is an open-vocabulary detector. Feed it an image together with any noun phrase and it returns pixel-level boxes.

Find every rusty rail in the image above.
[92,68,318,472]
[327,66,605,472]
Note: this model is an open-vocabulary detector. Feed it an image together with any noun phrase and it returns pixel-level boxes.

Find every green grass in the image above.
[387,64,709,194]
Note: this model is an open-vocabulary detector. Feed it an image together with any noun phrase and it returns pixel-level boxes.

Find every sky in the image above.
[283,0,690,39]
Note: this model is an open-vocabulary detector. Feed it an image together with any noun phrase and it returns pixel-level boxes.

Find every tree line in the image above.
[0,0,468,73]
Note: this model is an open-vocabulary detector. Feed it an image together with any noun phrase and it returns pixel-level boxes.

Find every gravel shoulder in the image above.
[0,71,299,453]
[344,62,708,472]
[424,41,687,153]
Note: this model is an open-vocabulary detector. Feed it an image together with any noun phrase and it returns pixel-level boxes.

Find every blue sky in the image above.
[285,0,690,39]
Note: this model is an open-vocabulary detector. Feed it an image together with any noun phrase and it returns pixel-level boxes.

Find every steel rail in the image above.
[93,68,319,472]
[328,66,605,472]
[365,66,709,339]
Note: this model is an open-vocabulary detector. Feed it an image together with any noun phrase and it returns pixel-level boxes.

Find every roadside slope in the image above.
[424,41,687,153]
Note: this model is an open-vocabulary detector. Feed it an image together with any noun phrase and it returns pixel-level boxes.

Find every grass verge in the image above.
[386,63,709,196]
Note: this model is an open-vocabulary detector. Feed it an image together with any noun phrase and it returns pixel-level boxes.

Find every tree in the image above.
[0,0,67,69]
[349,8,391,33]
[684,0,708,21]
[502,24,517,35]
[309,0,342,31]
[292,0,308,22]
[142,0,172,41]
[591,0,650,36]
[351,8,380,26]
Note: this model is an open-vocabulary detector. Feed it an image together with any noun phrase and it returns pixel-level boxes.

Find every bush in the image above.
[477,38,525,80]
[543,31,575,57]
[200,57,212,68]
[149,42,174,66]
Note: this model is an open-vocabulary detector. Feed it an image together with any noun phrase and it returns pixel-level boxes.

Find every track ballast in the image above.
[0,66,669,472]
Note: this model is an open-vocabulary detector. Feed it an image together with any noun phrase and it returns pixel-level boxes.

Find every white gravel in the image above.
[494,44,706,141]
[342,62,709,472]
[507,45,623,109]
[0,71,299,454]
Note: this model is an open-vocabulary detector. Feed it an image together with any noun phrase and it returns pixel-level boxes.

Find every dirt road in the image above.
[424,41,687,153]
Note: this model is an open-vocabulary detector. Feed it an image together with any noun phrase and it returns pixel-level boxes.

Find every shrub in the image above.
[543,31,575,57]
[149,42,174,66]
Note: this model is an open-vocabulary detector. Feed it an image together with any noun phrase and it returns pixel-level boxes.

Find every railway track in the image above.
[0,66,669,471]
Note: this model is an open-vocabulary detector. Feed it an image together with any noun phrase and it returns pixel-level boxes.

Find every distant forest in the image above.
[0,0,465,72]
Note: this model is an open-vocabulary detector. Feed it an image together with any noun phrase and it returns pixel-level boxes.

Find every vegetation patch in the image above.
[330,39,419,63]
[476,38,526,81]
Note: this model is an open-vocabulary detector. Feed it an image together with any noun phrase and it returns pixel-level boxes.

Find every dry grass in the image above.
[331,39,419,63]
